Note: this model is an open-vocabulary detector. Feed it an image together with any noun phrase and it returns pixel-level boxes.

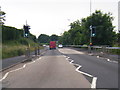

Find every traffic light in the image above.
[91,27,96,37]
[23,25,30,37]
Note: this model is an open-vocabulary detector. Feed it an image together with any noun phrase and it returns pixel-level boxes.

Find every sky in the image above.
[1,0,119,37]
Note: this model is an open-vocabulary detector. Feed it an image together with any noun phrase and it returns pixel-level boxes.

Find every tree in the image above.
[60,10,116,46]
[81,10,116,45]
[60,31,71,45]
[0,6,6,25]
[50,34,59,41]
[38,34,50,43]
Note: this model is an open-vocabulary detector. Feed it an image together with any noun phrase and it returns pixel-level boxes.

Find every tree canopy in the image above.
[59,10,116,46]
[38,34,50,43]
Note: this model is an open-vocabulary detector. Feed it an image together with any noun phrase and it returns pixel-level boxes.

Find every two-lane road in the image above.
[1,47,118,88]
[2,48,91,88]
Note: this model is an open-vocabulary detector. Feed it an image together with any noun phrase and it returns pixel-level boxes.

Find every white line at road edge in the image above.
[0,57,41,81]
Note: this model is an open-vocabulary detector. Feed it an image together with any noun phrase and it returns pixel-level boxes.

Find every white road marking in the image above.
[91,77,97,88]
[67,57,70,59]
[0,57,42,81]
[73,63,97,88]
[112,61,118,63]
[63,55,67,58]
[65,54,98,88]
[70,60,74,64]
[97,56,99,58]
[107,59,110,61]
[0,72,9,81]
[96,56,118,64]
[76,69,93,78]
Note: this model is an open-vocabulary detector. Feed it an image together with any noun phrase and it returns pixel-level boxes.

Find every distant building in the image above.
[118,1,120,33]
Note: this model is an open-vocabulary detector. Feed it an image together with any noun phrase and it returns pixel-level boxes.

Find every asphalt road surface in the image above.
[59,48,118,88]
[1,48,91,88]
[1,47,118,88]
[2,48,47,70]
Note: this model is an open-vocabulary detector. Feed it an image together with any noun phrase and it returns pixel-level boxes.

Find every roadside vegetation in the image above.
[2,25,41,59]
[1,9,120,59]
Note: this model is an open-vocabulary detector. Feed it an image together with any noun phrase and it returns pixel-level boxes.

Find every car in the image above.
[43,44,46,47]
[58,44,63,48]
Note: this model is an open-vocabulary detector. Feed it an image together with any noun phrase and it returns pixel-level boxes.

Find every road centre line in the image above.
[0,57,41,81]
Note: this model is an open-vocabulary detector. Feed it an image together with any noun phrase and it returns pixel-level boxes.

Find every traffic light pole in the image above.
[23,21,31,60]
[89,26,92,53]
[89,0,92,53]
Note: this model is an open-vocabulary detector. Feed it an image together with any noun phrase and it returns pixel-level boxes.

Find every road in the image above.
[58,48,118,88]
[1,47,118,88]
[1,48,90,88]
[1,48,47,71]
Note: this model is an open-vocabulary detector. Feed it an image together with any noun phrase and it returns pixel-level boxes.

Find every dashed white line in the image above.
[69,60,74,64]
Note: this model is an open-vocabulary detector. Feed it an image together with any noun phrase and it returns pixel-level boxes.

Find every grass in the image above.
[2,40,43,59]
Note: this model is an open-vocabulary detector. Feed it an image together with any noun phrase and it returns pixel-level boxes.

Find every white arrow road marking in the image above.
[0,57,41,81]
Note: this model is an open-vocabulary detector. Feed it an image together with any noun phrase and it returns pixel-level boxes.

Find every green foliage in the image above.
[38,34,50,43]
[2,25,39,59]
[60,10,117,46]
[2,26,23,43]
[50,34,59,41]
[0,9,6,25]
[38,34,59,44]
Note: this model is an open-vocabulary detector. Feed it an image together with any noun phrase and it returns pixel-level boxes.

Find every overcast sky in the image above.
[1,0,119,37]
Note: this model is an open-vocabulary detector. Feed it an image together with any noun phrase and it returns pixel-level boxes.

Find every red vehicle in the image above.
[49,41,56,49]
